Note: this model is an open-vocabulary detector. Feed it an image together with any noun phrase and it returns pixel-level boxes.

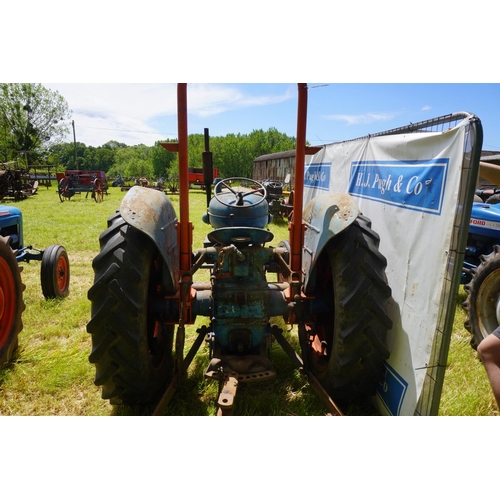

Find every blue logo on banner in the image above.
[348,159,449,215]
[376,362,408,416]
[304,162,331,191]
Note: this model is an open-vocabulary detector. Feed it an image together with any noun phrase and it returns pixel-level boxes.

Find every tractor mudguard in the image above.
[302,193,360,292]
[120,186,179,294]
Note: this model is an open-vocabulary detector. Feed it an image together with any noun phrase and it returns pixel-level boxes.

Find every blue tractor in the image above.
[462,186,500,350]
[87,85,393,414]
[0,204,70,366]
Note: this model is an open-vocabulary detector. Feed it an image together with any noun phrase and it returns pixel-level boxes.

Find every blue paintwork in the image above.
[0,204,24,248]
[462,201,500,284]
[205,190,271,229]
[468,202,500,238]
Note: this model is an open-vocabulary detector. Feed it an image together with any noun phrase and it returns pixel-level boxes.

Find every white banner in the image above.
[304,124,467,415]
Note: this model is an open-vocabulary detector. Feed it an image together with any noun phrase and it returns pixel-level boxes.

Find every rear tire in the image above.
[463,246,500,350]
[87,213,174,405]
[303,214,392,402]
[41,244,70,299]
[0,235,25,367]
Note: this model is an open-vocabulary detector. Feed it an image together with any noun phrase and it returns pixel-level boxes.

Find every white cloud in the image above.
[325,112,396,126]
[43,83,295,146]
[422,105,432,111]
[187,84,294,117]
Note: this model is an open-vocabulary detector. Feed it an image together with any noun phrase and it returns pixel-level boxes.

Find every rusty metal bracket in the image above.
[152,325,207,416]
[271,325,344,416]
[217,373,239,416]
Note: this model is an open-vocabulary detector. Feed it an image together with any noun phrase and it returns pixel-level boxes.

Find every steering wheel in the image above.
[214,178,267,208]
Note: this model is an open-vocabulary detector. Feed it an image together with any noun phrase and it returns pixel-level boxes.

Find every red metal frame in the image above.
[290,83,307,278]
[162,83,312,286]
[161,84,193,274]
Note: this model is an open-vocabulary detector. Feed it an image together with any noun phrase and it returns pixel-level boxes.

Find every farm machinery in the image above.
[87,84,393,415]
[57,170,107,203]
[0,166,39,201]
[262,179,294,220]
[462,161,500,350]
[0,204,70,367]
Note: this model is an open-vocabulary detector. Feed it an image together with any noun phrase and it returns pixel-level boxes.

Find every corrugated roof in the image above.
[481,154,500,161]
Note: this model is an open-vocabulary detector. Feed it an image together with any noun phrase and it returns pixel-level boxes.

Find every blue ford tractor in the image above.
[0,204,70,367]
[87,84,393,415]
[462,182,500,350]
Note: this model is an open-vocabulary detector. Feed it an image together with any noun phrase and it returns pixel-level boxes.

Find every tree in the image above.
[151,140,176,179]
[49,141,86,170]
[212,133,254,178]
[0,83,71,164]
[111,145,153,179]
[102,140,128,150]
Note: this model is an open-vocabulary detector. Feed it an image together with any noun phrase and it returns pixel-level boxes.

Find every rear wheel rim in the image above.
[477,268,500,340]
[0,258,16,347]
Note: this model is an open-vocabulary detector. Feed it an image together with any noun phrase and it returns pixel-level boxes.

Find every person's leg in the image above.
[478,331,500,409]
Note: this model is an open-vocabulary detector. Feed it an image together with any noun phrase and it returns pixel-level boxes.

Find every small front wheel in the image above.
[41,245,70,299]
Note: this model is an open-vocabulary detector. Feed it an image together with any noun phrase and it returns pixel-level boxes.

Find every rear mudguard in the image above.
[302,193,360,293]
[120,186,179,294]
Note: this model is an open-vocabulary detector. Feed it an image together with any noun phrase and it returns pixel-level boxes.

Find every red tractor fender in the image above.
[301,192,360,293]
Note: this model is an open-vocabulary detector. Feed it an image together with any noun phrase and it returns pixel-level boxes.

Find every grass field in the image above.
[0,184,498,416]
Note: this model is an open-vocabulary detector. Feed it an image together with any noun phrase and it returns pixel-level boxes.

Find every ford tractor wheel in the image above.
[41,244,70,299]
[0,235,25,367]
[463,246,500,350]
[304,214,392,402]
[87,213,174,405]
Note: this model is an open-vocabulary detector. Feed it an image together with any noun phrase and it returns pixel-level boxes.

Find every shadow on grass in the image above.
[112,335,381,417]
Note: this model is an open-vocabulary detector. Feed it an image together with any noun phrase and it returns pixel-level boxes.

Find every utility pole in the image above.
[72,120,78,170]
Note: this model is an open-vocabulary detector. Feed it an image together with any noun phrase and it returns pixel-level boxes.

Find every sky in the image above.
[5,3,499,155]
[42,82,500,152]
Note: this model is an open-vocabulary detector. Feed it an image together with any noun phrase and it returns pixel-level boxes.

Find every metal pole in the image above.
[202,128,214,209]
[177,84,191,272]
[290,83,308,277]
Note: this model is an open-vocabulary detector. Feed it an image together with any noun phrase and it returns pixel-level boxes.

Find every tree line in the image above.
[1,83,297,181]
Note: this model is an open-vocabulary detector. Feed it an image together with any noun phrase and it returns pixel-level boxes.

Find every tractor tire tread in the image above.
[87,213,173,405]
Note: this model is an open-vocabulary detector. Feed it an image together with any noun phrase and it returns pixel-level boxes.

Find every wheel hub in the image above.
[477,268,500,337]
[56,257,68,291]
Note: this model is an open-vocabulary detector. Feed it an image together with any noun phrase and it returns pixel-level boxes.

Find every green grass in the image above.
[439,289,499,416]
[0,184,497,416]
